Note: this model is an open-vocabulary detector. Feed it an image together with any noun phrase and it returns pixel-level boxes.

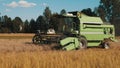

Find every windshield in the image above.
[57,16,80,33]
[63,17,80,32]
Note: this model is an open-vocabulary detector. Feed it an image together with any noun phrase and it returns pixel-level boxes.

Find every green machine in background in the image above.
[32,11,115,51]
[59,11,115,50]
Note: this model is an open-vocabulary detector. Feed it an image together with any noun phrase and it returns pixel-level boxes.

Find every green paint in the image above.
[60,11,115,50]
[60,37,79,51]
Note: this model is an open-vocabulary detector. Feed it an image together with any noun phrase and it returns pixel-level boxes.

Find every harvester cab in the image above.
[60,13,80,35]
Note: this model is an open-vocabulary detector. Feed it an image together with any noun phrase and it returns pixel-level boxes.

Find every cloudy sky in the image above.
[0,0,100,21]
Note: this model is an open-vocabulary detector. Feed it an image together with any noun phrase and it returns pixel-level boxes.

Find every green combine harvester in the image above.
[32,11,115,51]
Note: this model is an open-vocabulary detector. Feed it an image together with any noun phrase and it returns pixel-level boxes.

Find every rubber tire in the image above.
[32,35,41,44]
[79,37,88,49]
[100,42,110,49]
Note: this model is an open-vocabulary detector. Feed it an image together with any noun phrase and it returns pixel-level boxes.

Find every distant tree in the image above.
[3,15,9,27]
[49,13,59,31]
[60,9,67,15]
[0,16,4,23]
[5,16,13,32]
[81,8,97,16]
[29,19,37,33]
[98,0,120,36]
[0,15,12,33]
[36,15,47,32]
[95,6,107,22]
[0,17,1,23]
[97,0,120,22]
[0,13,1,22]
[43,7,52,24]
[0,17,1,30]
[12,17,23,33]
[23,20,30,33]
[12,21,19,33]
[0,13,2,22]
[0,16,4,32]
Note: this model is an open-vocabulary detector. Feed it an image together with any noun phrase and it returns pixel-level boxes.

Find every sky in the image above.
[0,0,100,21]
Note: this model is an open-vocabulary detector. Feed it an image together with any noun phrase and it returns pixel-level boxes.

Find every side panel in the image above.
[80,24,104,41]
[80,23,115,46]
[60,37,79,50]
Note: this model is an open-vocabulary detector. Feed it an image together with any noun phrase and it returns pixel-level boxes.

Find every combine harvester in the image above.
[32,11,115,51]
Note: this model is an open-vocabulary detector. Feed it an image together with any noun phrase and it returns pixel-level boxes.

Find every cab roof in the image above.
[68,11,103,24]
[57,11,103,24]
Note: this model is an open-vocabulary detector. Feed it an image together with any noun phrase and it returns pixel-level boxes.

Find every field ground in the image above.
[0,34,120,68]
[0,33,34,39]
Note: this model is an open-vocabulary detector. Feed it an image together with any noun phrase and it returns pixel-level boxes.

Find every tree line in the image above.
[0,15,23,33]
[0,0,120,33]
[0,7,97,33]
[0,7,60,33]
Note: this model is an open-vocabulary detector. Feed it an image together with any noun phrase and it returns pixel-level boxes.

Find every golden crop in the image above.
[0,34,120,68]
[0,49,120,68]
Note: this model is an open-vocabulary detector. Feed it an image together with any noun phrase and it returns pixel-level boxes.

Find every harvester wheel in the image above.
[32,35,41,44]
[104,43,110,49]
[79,37,87,49]
[100,42,110,49]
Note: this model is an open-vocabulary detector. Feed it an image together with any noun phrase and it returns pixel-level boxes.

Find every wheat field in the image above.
[0,34,120,68]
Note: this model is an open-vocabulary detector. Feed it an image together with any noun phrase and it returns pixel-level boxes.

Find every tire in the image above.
[79,37,88,49]
[32,35,41,44]
[100,42,110,49]
[104,43,110,49]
